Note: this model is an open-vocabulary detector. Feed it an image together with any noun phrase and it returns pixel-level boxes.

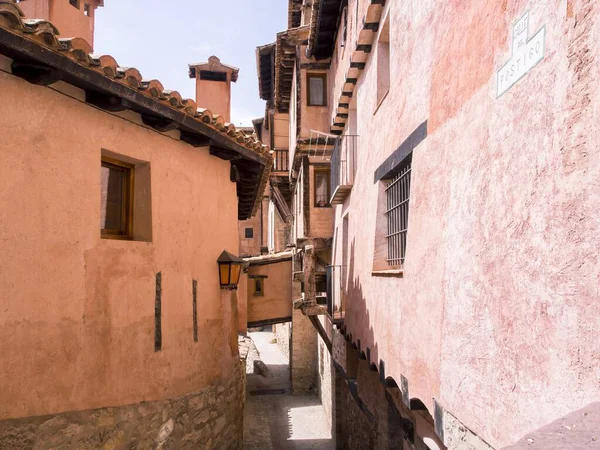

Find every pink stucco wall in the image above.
[333,0,600,447]
[0,66,241,420]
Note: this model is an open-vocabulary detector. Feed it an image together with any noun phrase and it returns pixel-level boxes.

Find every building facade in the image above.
[257,0,600,448]
[0,1,271,447]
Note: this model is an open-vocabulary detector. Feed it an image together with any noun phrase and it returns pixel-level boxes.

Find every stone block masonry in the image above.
[291,306,318,393]
[0,361,245,450]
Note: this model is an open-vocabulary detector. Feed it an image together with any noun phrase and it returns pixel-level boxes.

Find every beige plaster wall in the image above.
[246,260,292,324]
[0,68,240,420]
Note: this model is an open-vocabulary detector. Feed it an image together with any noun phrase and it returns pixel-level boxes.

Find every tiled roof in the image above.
[0,0,272,219]
[273,26,309,113]
[288,0,303,29]
[256,42,275,105]
[306,0,344,60]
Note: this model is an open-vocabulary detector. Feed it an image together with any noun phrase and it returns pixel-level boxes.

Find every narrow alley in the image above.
[243,329,335,450]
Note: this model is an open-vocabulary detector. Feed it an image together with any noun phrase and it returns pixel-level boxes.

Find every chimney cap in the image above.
[189,56,239,82]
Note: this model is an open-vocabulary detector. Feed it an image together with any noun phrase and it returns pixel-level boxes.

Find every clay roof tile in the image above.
[0,0,272,218]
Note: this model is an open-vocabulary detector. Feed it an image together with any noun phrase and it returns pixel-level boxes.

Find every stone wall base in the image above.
[0,361,244,450]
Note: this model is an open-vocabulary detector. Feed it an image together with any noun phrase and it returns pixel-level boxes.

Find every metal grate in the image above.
[385,159,412,267]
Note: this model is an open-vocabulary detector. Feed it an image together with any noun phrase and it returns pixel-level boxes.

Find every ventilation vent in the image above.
[199,71,227,82]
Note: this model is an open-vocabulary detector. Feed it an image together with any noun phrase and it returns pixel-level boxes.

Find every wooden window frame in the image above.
[306,73,327,107]
[245,227,254,239]
[101,156,135,240]
[314,167,331,208]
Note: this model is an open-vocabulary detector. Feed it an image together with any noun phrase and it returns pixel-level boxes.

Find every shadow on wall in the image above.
[339,239,438,447]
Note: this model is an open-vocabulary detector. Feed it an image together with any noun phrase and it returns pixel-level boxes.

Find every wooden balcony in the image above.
[326,265,345,324]
[330,135,357,205]
[272,149,289,173]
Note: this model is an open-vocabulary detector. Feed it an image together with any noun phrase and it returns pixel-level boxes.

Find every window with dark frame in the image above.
[307,73,327,106]
[245,227,254,239]
[84,3,91,16]
[314,168,330,207]
[254,278,264,296]
[69,0,80,9]
[101,158,134,239]
[385,154,412,267]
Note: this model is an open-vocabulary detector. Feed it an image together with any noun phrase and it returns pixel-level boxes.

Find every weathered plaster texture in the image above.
[274,322,291,360]
[317,333,335,436]
[0,66,240,424]
[246,260,293,324]
[291,300,318,393]
[0,360,245,450]
[331,0,600,448]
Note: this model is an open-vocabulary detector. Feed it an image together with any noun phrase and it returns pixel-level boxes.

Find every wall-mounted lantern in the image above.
[217,250,243,290]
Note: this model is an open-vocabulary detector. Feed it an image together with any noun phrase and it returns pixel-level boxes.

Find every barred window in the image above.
[385,155,412,267]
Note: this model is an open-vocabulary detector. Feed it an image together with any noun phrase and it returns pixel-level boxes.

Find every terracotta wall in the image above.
[239,194,268,257]
[246,260,293,324]
[332,0,600,448]
[194,74,232,122]
[0,64,241,421]
[273,112,290,149]
[18,0,98,49]
[299,47,330,139]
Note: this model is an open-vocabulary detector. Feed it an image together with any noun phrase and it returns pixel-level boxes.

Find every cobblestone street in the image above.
[243,330,335,450]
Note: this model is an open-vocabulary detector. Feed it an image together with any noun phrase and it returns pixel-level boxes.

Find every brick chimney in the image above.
[188,56,239,123]
[18,0,103,51]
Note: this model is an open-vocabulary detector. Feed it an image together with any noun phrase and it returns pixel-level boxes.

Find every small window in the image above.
[376,15,391,108]
[84,3,91,16]
[385,154,412,267]
[101,158,134,239]
[245,227,254,239]
[69,0,80,9]
[314,168,330,207]
[307,73,327,106]
[254,278,264,296]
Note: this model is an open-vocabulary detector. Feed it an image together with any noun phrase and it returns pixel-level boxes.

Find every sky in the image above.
[94,0,288,126]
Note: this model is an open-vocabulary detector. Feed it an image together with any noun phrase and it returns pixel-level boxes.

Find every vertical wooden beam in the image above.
[192,279,198,342]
